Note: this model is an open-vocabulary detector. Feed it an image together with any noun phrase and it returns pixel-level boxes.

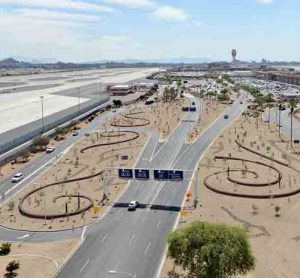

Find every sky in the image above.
[0,0,299,62]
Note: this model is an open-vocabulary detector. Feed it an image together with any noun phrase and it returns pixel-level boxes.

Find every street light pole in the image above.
[291,106,294,147]
[278,103,282,140]
[99,77,102,101]
[40,96,44,133]
[78,87,81,116]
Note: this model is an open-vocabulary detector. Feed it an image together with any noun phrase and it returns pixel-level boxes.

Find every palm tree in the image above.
[176,78,182,93]
[289,99,297,147]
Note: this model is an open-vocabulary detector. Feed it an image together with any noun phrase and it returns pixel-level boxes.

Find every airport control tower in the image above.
[231,49,237,63]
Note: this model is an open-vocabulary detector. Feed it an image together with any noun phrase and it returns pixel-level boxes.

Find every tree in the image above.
[5,260,20,277]
[113,99,122,107]
[289,99,297,147]
[205,91,217,99]
[17,149,30,163]
[176,79,183,93]
[218,88,230,102]
[32,136,50,149]
[69,119,80,129]
[55,127,67,136]
[167,221,255,278]
[0,243,11,255]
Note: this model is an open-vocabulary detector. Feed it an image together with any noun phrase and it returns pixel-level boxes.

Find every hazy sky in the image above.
[0,0,299,62]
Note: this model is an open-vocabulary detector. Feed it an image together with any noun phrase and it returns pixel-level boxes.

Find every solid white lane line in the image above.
[17,234,30,240]
[4,156,56,196]
[144,242,151,255]
[155,220,161,229]
[81,226,87,240]
[150,105,191,162]
[80,258,90,272]
[147,182,164,211]
[128,234,135,245]
[101,233,108,243]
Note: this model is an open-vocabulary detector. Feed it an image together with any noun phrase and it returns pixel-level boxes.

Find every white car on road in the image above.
[46,147,55,153]
[128,201,139,211]
[11,173,24,183]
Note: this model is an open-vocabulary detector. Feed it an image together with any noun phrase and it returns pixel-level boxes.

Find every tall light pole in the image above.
[77,87,81,116]
[40,96,44,133]
[290,106,294,147]
[278,103,282,140]
[99,76,102,101]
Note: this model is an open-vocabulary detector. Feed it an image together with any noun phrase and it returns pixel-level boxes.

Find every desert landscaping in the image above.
[0,96,189,232]
[0,239,81,278]
[162,105,300,278]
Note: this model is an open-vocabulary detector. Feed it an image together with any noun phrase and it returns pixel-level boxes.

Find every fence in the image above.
[0,96,109,155]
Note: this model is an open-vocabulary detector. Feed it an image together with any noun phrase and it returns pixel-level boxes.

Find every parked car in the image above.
[46,147,55,153]
[224,115,229,119]
[11,173,24,183]
[128,201,139,211]
[72,131,79,136]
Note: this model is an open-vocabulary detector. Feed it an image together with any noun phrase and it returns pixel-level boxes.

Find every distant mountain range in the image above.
[0,56,213,66]
[1,57,300,71]
[90,57,213,64]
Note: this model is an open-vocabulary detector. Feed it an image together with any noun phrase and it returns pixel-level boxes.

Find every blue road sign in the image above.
[118,168,133,179]
[168,170,184,181]
[135,169,150,180]
[154,170,184,181]
[154,170,169,180]
[182,107,196,112]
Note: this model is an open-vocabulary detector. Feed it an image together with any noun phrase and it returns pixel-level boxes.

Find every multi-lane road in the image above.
[56,97,246,278]
[0,92,254,278]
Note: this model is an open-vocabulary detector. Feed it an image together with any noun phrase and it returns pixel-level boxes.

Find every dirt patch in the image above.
[0,239,80,278]
[107,98,189,141]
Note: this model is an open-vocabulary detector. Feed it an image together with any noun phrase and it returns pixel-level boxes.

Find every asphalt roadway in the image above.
[57,98,246,278]
[266,107,300,140]
[0,107,123,241]
[0,95,246,277]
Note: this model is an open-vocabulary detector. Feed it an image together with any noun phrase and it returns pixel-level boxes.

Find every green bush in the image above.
[0,243,11,256]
